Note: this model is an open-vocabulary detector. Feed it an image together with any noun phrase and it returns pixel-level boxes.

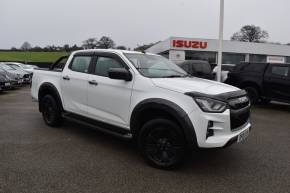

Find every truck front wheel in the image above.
[41,95,63,127]
[245,86,259,104]
[138,119,186,169]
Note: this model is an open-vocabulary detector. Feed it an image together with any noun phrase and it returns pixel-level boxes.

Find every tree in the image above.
[97,36,115,49]
[116,45,127,50]
[231,25,269,43]
[63,44,70,52]
[30,46,43,51]
[71,44,82,51]
[21,41,32,50]
[82,38,98,49]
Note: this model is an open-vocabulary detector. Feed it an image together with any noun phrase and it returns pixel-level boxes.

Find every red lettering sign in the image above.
[172,40,208,49]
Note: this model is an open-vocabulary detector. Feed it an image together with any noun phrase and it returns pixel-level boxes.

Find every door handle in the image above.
[62,76,70,80]
[88,80,98,86]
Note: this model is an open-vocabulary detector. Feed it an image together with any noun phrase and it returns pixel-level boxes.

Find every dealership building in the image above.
[146,37,290,64]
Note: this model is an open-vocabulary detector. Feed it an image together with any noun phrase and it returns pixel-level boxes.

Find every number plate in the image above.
[237,128,250,143]
[5,82,10,86]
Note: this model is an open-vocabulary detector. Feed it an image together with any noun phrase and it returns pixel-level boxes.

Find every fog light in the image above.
[206,121,214,139]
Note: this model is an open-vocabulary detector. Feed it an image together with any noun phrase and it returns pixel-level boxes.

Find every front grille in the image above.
[228,96,249,109]
[23,74,30,78]
[229,96,250,130]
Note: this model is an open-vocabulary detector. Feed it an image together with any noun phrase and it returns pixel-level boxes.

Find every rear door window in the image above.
[271,66,289,77]
[70,56,91,73]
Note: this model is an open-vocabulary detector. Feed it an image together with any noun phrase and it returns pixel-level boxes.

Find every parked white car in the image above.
[31,49,251,169]
[213,64,237,82]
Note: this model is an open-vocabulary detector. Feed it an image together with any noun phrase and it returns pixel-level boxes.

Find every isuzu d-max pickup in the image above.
[31,49,251,169]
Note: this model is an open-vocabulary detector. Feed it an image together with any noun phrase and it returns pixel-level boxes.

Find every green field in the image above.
[0,51,68,63]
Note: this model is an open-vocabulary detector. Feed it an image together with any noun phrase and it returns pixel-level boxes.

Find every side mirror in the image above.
[108,68,132,81]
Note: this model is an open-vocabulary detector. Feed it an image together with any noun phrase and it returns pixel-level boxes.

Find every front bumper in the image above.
[0,81,13,90]
[23,78,31,83]
[188,108,251,148]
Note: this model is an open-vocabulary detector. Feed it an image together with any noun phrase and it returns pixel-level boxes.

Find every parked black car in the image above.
[177,60,215,80]
[226,62,290,104]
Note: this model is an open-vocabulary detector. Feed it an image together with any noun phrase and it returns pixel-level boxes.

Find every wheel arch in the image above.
[240,81,262,95]
[38,82,64,112]
[130,98,197,149]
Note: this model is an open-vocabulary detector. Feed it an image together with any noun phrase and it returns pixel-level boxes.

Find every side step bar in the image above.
[62,113,133,140]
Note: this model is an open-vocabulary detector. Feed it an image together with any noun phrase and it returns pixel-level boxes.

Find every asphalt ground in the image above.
[0,86,289,193]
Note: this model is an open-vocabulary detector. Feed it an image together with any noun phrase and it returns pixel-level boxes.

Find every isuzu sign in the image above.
[172,39,208,49]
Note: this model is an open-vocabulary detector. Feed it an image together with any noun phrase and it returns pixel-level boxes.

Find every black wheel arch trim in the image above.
[38,82,64,112]
[130,98,198,149]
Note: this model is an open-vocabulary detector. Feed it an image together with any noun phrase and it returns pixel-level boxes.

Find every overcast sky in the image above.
[0,0,289,49]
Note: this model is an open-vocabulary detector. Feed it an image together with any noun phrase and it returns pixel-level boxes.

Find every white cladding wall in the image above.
[146,37,290,58]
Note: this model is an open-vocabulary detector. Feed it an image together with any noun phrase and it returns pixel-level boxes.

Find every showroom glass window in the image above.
[222,53,245,64]
[185,51,217,64]
[249,54,267,63]
[286,57,290,63]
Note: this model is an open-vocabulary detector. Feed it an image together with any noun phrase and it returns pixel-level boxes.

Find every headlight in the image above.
[194,97,227,113]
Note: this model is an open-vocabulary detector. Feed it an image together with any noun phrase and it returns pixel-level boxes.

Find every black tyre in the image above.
[260,98,271,105]
[138,119,186,169]
[245,87,259,104]
[41,95,63,127]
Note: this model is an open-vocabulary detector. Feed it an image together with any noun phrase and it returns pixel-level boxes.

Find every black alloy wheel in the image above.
[41,95,62,126]
[139,119,186,169]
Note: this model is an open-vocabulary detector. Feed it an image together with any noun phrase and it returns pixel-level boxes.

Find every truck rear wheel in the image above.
[138,119,186,169]
[245,87,259,104]
[41,95,63,127]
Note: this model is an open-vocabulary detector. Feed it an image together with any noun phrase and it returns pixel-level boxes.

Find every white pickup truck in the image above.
[31,49,251,169]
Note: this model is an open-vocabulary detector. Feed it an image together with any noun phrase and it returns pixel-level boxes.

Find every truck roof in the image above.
[72,49,157,56]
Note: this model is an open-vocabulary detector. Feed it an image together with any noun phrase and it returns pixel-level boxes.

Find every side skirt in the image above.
[62,112,132,140]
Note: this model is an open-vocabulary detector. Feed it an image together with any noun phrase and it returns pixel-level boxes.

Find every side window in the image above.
[70,56,91,73]
[94,56,124,77]
[271,66,289,77]
[180,64,190,73]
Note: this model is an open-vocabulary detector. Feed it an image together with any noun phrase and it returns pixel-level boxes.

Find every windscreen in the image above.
[125,53,187,78]
[21,65,32,69]
[0,64,15,70]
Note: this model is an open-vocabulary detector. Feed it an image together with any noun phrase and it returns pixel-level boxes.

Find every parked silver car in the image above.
[0,65,23,87]
[0,63,31,83]
[5,62,35,74]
